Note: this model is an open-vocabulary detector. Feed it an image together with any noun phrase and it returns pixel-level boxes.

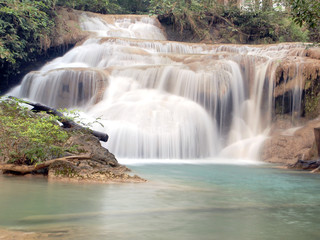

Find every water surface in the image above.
[1,163,320,239]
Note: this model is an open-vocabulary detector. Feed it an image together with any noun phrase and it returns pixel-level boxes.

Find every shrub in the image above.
[0,0,56,81]
[0,98,72,164]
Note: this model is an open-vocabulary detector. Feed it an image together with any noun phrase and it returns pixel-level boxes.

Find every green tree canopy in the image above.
[286,0,320,28]
[0,0,56,76]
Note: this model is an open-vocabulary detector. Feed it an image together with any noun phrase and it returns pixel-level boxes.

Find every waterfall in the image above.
[9,13,306,161]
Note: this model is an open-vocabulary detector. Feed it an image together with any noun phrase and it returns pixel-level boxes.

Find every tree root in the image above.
[0,155,91,174]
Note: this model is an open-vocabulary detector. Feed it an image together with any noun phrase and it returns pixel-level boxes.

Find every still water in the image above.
[1,162,320,239]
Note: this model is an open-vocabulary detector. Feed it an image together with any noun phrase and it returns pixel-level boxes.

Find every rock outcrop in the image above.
[261,115,320,169]
[0,132,146,183]
[48,134,146,183]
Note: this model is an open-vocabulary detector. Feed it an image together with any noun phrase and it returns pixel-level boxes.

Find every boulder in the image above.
[261,116,320,164]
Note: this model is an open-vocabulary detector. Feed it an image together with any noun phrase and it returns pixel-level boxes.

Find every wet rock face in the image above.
[65,134,119,167]
[273,48,320,118]
[261,117,320,165]
[263,48,320,167]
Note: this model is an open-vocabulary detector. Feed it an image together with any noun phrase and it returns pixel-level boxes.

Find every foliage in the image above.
[56,0,150,14]
[149,0,215,39]
[117,0,150,13]
[149,0,309,43]
[0,97,74,165]
[286,0,320,28]
[56,0,122,14]
[304,81,320,118]
[285,0,320,42]
[221,6,309,43]
[0,0,56,82]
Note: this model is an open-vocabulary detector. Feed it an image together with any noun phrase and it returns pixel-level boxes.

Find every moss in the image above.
[305,93,320,118]
[304,80,320,118]
[54,167,78,178]
[50,160,79,178]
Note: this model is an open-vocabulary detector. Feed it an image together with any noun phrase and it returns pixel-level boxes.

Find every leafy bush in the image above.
[56,0,122,14]
[286,0,320,28]
[117,0,150,13]
[221,6,309,43]
[56,0,150,14]
[0,98,72,164]
[150,0,309,43]
[0,0,56,81]
[149,0,212,39]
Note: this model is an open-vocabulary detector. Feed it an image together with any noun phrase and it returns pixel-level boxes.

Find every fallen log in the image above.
[8,96,108,142]
[0,155,91,174]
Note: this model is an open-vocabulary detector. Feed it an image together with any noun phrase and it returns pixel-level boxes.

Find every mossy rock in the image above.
[49,160,79,178]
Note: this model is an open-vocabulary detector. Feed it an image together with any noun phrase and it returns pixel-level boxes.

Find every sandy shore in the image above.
[0,229,46,240]
[0,227,83,239]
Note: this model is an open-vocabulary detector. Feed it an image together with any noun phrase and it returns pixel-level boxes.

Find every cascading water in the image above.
[9,13,306,161]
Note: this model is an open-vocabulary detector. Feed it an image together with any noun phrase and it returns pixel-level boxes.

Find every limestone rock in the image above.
[64,134,118,166]
[273,48,320,118]
[261,116,320,164]
[52,133,147,183]
[48,158,146,183]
